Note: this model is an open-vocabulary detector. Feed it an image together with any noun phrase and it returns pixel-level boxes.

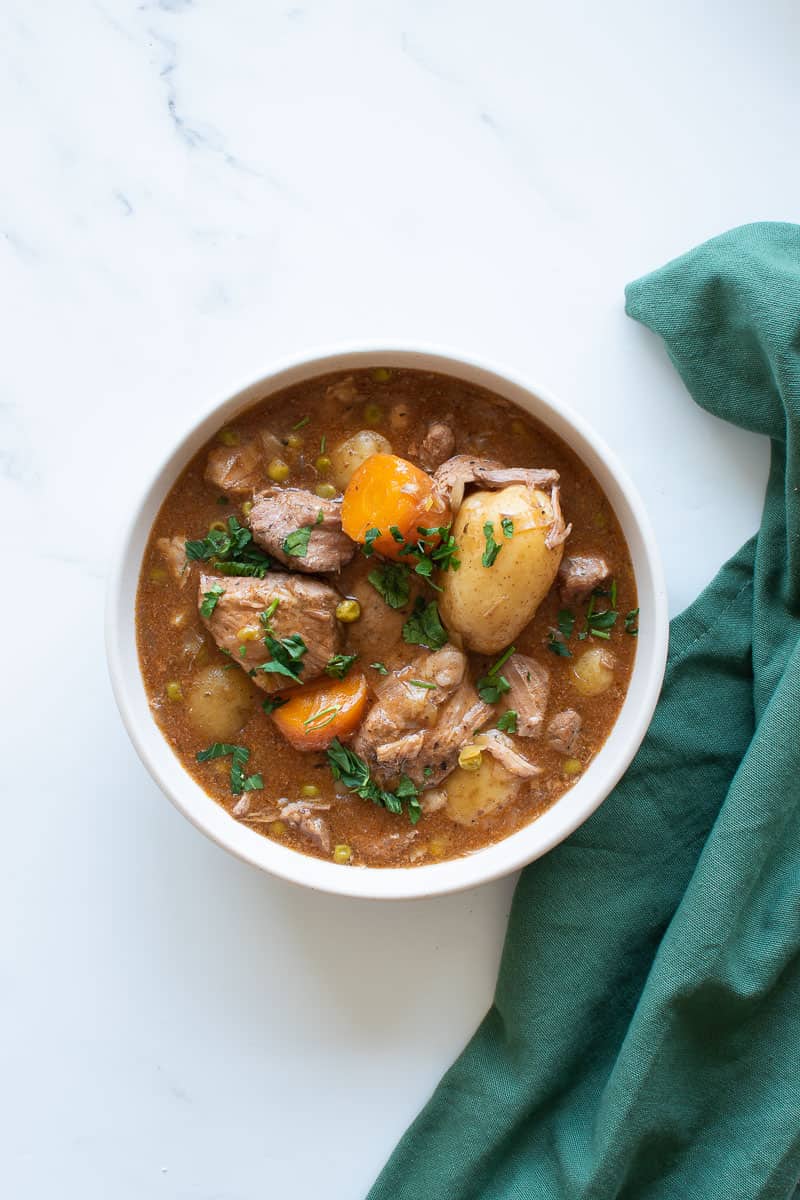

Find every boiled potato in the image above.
[329,430,392,491]
[444,754,521,826]
[439,484,564,654]
[571,647,615,697]
[186,663,254,741]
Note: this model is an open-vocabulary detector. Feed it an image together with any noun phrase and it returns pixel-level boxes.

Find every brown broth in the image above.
[136,368,637,867]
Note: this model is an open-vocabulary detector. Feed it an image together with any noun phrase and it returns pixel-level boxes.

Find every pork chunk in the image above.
[156,535,190,587]
[249,487,356,573]
[354,648,492,787]
[415,420,456,471]
[198,572,343,693]
[558,554,611,604]
[477,729,540,778]
[503,653,550,737]
[434,454,560,511]
[204,440,264,495]
[546,709,582,755]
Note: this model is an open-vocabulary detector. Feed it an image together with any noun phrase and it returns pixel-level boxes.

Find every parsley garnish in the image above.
[496,710,518,734]
[292,415,310,430]
[282,526,313,558]
[402,598,449,650]
[262,695,288,715]
[320,435,326,453]
[581,592,618,641]
[196,743,263,795]
[625,608,639,636]
[476,645,515,703]
[200,582,225,619]
[368,562,410,609]
[370,661,389,675]
[327,738,421,824]
[325,653,358,679]
[185,516,271,577]
[256,633,308,682]
[558,609,575,639]
[481,521,502,568]
[216,495,229,505]
[304,704,341,732]
[260,598,280,631]
[409,679,437,689]
[416,525,461,572]
[501,517,514,539]
[363,527,381,557]
[547,632,572,657]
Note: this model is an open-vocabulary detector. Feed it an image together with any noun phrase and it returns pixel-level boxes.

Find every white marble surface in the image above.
[1,2,793,1197]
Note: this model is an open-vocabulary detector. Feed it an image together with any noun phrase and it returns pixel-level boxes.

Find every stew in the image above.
[136,368,637,867]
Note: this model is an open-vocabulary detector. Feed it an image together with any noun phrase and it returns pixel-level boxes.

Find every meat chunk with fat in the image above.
[558,554,611,604]
[477,729,540,778]
[204,440,264,495]
[434,454,560,511]
[354,648,492,787]
[546,709,582,755]
[156,535,190,587]
[249,487,356,573]
[278,802,331,853]
[413,420,456,471]
[503,653,550,737]
[198,572,343,693]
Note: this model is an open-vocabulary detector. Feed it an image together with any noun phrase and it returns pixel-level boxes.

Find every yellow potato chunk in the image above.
[439,484,564,654]
[444,755,522,826]
[329,430,393,491]
[186,663,254,741]
[571,647,615,697]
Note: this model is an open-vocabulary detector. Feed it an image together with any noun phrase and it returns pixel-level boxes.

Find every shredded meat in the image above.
[414,420,456,471]
[545,484,572,548]
[278,802,331,852]
[156,535,190,586]
[503,653,550,737]
[477,729,541,778]
[198,572,343,693]
[546,709,582,755]
[248,487,356,573]
[434,454,560,511]
[558,554,611,604]
[204,440,263,495]
[354,648,492,786]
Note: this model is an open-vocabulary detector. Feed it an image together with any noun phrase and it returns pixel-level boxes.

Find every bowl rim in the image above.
[105,343,669,900]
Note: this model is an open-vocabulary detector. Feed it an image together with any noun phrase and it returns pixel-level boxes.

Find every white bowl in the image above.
[106,347,668,900]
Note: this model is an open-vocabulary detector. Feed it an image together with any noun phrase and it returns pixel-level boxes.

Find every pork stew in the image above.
[136,368,637,867]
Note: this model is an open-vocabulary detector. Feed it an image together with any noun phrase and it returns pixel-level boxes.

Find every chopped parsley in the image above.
[547,632,572,657]
[196,743,263,796]
[412,557,442,590]
[185,516,271,577]
[320,434,326,453]
[292,415,310,430]
[216,495,229,505]
[325,652,359,679]
[363,527,381,557]
[327,738,421,824]
[476,646,515,703]
[282,526,313,558]
[625,608,640,636]
[496,710,518,734]
[409,679,437,690]
[262,695,288,715]
[558,609,576,640]
[417,525,460,572]
[260,598,280,631]
[402,598,448,651]
[481,521,502,568]
[370,661,389,675]
[580,592,618,641]
[256,633,308,682]
[501,517,514,539]
[368,562,410,609]
[303,704,341,732]
[200,582,225,619]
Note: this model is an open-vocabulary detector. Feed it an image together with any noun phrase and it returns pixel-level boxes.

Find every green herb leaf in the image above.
[215,560,270,578]
[216,495,229,506]
[260,598,280,632]
[327,738,420,824]
[481,521,502,568]
[257,633,308,682]
[402,598,448,650]
[368,562,410,609]
[262,695,288,715]
[409,679,437,690]
[196,743,239,763]
[315,509,324,525]
[487,645,515,676]
[557,609,575,640]
[243,773,264,791]
[477,672,511,704]
[370,661,389,675]
[282,526,313,558]
[292,415,310,430]
[196,743,263,796]
[496,710,518,734]
[325,652,359,679]
[589,609,618,631]
[185,516,271,575]
[200,582,225,619]
[320,434,326,453]
[303,704,342,731]
[610,579,618,609]
[389,525,405,544]
[501,517,514,539]
[362,527,381,557]
[547,633,572,657]
[625,608,639,636]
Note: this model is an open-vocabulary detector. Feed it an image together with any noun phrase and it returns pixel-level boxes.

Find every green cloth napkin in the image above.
[369,223,800,1200]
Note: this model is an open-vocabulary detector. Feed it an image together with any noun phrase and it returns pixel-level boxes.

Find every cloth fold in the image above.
[368,223,800,1200]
